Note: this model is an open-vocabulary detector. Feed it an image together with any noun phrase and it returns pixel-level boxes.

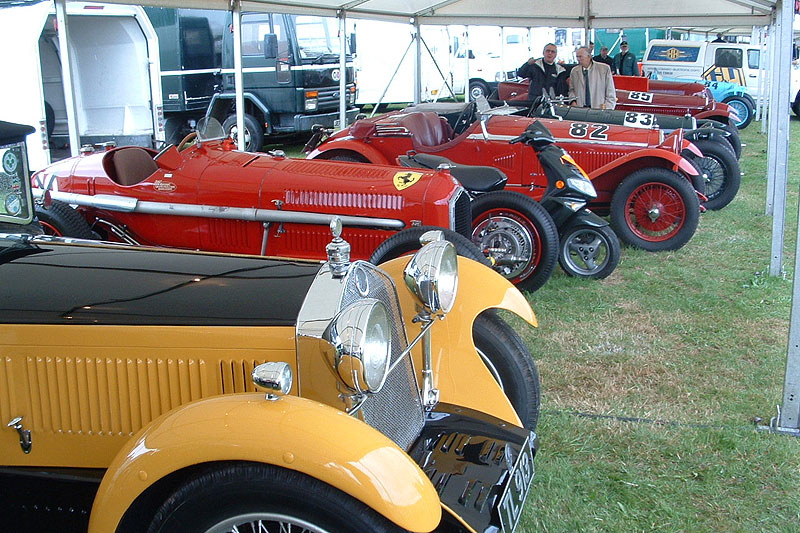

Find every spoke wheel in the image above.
[34,200,95,239]
[558,224,620,279]
[610,168,699,252]
[470,191,558,292]
[205,512,331,533]
[691,139,741,211]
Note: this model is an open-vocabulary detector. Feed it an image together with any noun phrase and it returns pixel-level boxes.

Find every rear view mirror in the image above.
[349,33,357,55]
[264,34,278,59]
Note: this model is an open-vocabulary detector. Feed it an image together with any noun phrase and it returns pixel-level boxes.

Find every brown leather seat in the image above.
[397,112,451,147]
[110,147,158,186]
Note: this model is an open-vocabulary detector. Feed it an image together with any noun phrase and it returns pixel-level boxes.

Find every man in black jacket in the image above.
[517,43,568,99]
[593,46,614,69]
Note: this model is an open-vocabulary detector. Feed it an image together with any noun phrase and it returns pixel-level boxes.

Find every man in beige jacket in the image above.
[569,47,617,110]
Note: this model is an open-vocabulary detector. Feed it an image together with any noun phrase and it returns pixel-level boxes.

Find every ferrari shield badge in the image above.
[393,171,423,191]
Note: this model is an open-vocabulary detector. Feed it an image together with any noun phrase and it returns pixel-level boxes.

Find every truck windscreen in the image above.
[293,15,347,59]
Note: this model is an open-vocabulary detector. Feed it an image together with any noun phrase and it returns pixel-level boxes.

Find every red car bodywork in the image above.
[497,78,737,123]
[307,107,701,212]
[31,137,471,261]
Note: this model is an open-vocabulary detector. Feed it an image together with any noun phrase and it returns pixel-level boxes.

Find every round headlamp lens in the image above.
[362,301,391,391]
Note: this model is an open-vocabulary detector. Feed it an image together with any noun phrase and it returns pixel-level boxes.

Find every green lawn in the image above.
[514,117,800,531]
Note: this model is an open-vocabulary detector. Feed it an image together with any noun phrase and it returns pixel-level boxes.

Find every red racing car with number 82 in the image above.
[307,100,706,252]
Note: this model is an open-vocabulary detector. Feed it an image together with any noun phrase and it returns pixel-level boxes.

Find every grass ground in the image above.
[512,117,800,531]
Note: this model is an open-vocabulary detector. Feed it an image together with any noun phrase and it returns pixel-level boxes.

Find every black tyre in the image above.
[222,113,264,152]
[34,200,95,239]
[369,225,490,266]
[722,95,754,129]
[707,119,741,159]
[610,168,699,252]
[558,224,620,279]
[690,139,741,210]
[471,191,558,293]
[473,310,540,430]
[793,91,800,117]
[469,80,491,100]
[147,463,403,533]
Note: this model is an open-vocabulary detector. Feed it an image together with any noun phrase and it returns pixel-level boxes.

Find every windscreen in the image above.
[293,15,347,59]
[196,117,227,142]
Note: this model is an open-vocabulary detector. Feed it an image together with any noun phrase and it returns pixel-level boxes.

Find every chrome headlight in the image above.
[566,176,597,199]
[403,232,458,315]
[252,362,293,399]
[324,298,391,393]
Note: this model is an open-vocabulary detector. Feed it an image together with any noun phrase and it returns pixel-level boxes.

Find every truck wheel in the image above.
[558,224,620,279]
[147,463,403,533]
[690,139,741,210]
[473,309,540,430]
[469,80,490,100]
[35,200,95,239]
[471,191,558,293]
[722,95,754,129]
[222,113,264,152]
[610,168,699,252]
[370,225,489,266]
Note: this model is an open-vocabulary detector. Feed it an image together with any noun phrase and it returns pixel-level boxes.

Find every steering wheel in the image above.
[177,131,198,152]
[452,101,477,136]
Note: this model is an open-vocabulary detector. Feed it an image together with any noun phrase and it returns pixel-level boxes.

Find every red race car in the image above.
[30,122,478,267]
[497,77,739,127]
[307,101,705,252]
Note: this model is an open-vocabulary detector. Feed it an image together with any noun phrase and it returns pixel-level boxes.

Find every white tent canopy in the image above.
[102,0,774,27]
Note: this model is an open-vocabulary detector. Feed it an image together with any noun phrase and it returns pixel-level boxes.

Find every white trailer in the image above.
[0,2,163,171]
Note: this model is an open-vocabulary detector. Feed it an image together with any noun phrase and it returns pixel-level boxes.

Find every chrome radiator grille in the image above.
[451,187,473,239]
[341,263,425,450]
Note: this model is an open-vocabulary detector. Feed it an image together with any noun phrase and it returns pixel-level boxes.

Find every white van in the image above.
[0,2,164,171]
[643,38,800,117]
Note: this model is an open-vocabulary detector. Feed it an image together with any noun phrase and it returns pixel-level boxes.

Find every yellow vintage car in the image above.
[0,124,539,533]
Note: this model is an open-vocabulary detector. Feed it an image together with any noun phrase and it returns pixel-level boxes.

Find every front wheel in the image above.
[147,463,404,533]
[558,224,620,279]
[722,95,754,129]
[471,191,558,293]
[222,113,264,152]
[610,168,699,252]
[34,200,95,239]
[690,139,741,210]
[369,225,489,266]
[473,310,540,430]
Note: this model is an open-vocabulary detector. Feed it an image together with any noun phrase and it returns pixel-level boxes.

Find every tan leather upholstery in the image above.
[111,147,158,186]
[397,112,451,147]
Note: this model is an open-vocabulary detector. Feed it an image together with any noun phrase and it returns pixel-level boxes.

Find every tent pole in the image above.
[231,0,245,151]
[756,0,800,438]
[54,0,79,156]
[765,15,778,216]
[414,18,421,105]
[463,27,470,102]
[338,10,347,131]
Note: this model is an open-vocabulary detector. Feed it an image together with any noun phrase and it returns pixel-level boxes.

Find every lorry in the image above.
[144,8,360,152]
[0,1,164,172]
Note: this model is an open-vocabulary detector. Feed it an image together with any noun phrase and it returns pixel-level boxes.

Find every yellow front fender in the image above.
[381,256,537,426]
[89,393,441,533]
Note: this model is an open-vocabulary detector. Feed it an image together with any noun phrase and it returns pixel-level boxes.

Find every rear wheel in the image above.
[707,119,741,159]
[469,80,491,100]
[690,139,741,210]
[610,168,699,252]
[722,95,754,129]
[34,200,95,239]
[147,463,403,533]
[473,310,540,430]
[470,191,558,293]
[558,224,620,279]
[222,113,264,152]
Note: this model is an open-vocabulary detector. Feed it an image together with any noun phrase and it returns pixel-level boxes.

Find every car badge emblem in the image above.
[393,171,423,191]
[355,265,369,296]
[153,180,177,192]
[331,68,341,82]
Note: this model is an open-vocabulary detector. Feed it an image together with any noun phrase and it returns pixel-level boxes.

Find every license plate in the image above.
[497,436,535,532]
